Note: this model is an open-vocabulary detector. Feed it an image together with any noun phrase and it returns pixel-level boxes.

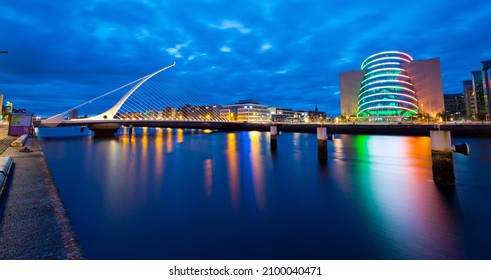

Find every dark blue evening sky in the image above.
[1,0,490,117]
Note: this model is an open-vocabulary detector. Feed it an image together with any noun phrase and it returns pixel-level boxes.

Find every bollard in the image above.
[317,127,327,161]
[270,125,277,151]
[452,143,470,156]
[430,130,455,186]
[10,134,28,147]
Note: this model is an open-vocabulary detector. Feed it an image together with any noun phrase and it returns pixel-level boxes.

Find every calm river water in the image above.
[37,127,491,260]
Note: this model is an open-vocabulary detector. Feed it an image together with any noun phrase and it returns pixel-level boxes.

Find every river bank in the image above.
[0,125,83,259]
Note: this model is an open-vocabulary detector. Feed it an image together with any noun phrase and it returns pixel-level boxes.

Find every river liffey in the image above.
[37,127,491,260]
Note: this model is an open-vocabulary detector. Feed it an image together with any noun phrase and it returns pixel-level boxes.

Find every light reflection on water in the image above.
[37,127,491,259]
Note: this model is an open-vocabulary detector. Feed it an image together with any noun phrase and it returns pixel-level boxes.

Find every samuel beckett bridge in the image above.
[38,62,491,138]
[39,62,263,136]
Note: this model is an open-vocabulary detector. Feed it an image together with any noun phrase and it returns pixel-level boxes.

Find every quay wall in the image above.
[0,134,83,259]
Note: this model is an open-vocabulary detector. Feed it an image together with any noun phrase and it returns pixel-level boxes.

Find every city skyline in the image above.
[1,0,491,117]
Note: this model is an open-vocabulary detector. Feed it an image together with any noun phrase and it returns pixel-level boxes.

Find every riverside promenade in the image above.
[0,124,83,259]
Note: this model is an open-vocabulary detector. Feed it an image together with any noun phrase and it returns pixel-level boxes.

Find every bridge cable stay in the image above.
[113,64,225,121]
[42,76,148,126]
[43,62,227,126]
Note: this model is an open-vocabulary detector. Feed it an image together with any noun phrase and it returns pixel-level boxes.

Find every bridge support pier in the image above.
[430,130,455,187]
[270,125,278,151]
[317,127,328,161]
[88,123,121,137]
[430,130,470,187]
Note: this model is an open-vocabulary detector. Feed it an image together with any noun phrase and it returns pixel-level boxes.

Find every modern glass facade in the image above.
[357,51,420,118]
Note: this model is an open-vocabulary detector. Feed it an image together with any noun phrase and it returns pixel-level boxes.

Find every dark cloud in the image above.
[0,0,490,117]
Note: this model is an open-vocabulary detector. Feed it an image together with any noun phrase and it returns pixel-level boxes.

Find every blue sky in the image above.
[1,0,490,117]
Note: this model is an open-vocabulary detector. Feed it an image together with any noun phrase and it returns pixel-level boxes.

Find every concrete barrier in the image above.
[0,156,13,196]
[10,134,29,147]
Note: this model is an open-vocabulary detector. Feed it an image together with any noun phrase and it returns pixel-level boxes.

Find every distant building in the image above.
[443,93,466,120]
[307,104,326,122]
[463,60,491,119]
[220,100,270,122]
[69,109,78,119]
[483,60,491,116]
[177,104,220,120]
[472,70,487,114]
[269,107,308,123]
[463,80,476,118]
[339,51,445,120]
[163,106,177,119]
[219,101,325,123]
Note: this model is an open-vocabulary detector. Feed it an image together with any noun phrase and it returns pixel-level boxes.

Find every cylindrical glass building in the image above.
[357,51,419,118]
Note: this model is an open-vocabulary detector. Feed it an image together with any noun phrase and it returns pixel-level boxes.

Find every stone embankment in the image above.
[0,126,83,259]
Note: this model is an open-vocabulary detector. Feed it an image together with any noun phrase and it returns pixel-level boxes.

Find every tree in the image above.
[436,111,447,121]
[475,112,487,121]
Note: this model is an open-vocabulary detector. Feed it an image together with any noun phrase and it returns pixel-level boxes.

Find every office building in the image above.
[462,60,491,120]
[443,93,466,120]
[463,80,476,118]
[464,60,491,119]
[220,100,270,122]
[483,60,491,116]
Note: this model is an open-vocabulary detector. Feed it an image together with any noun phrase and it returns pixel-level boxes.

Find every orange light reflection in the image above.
[226,133,240,209]
[365,136,459,258]
[139,127,149,192]
[154,128,165,193]
[166,128,173,153]
[177,129,184,143]
[249,131,265,210]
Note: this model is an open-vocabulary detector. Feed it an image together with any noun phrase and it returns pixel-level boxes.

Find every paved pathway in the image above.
[0,125,83,259]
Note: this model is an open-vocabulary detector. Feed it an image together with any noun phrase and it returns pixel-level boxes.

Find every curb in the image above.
[0,156,13,197]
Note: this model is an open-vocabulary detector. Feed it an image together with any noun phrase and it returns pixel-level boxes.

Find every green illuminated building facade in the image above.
[340,51,445,120]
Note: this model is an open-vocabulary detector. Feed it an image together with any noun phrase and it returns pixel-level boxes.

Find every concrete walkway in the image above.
[0,125,83,259]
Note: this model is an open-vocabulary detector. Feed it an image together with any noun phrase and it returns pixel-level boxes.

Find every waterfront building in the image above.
[69,109,78,119]
[483,60,491,117]
[268,105,325,123]
[443,93,466,121]
[307,104,327,122]
[471,70,488,115]
[339,51,445,121]
[163,106,177,119]
[219,107,234,121]
[269,107,309,123]
[220,99,270,122]
[177,104,221,120]
[463,80,476,118]
[463,60,491,120]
